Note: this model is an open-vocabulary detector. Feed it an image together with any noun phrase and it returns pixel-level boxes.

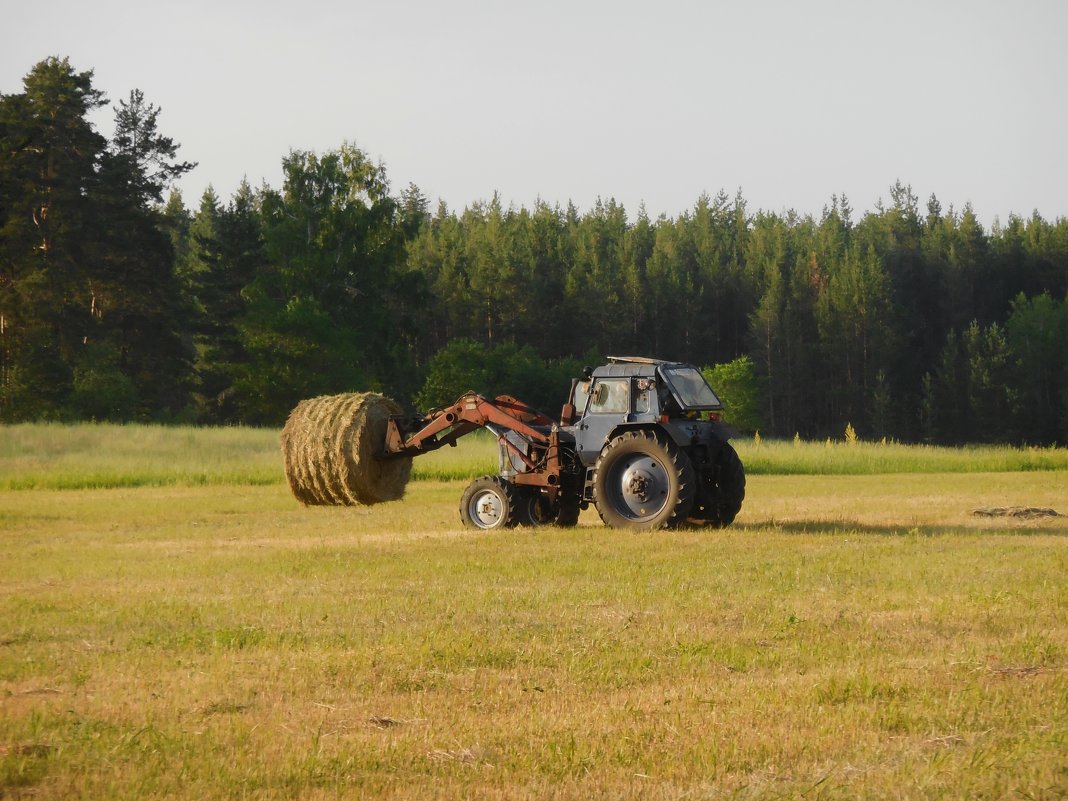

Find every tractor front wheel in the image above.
[593,431,695,530]
[460,476,516,530]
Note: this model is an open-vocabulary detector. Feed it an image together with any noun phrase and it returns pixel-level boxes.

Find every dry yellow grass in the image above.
[743,471,1068,531]
[2,473,1066,799]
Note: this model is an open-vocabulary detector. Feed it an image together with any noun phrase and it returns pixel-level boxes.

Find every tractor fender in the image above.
[602,421,693,451]
[706,419,738,443]
[653,420,739,452]
[589,420,735,466]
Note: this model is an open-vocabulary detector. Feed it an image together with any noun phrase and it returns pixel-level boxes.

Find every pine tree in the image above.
[1005,293,1068,443]
[0,58,107,419]
[109,89,195,204]
[91,88,197,418]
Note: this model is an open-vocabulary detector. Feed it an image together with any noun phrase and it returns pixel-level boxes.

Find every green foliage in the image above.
[108,89,195,204]
[702,356,763,432]
[4,57,1068,445]
[1005,292,1068,443]
[415,339,584,414]
[0,57,193,422]
[413,339,492,409]
[1,58,107,421]
[231,295,370,424]
[68,344,139,421]
[187,183,257,422]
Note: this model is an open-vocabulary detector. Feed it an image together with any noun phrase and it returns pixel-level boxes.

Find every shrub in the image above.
[702,356,764,433]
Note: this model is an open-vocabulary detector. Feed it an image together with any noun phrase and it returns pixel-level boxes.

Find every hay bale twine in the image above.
[280,392,412,506]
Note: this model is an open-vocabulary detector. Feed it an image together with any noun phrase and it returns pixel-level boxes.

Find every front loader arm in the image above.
[382,392,552,459]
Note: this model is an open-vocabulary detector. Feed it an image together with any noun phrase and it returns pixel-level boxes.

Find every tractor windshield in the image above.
[662,366,722,410]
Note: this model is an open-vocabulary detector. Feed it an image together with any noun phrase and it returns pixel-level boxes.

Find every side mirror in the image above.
[560,403,576,426]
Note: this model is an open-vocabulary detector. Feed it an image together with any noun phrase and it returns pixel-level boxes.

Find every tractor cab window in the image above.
[634,377,654,414]
[662,366,722,410]
[588,379,629,414]
[572,380,591,415]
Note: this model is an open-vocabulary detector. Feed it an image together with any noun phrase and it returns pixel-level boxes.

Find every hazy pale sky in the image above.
[3,0,1066,223]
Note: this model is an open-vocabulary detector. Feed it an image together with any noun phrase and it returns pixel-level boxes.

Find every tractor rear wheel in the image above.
[689,442,746,528]
[460,476,516,530]
[593,430,695,530]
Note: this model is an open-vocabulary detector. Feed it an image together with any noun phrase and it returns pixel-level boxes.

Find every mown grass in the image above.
[2,423,1067,491]
[1,474,1066,799]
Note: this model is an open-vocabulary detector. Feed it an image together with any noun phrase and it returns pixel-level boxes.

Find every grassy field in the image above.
[3,423,1067,490]
[1,426,1067,799]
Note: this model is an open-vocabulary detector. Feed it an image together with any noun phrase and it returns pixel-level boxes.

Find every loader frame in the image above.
[382,392,568,504]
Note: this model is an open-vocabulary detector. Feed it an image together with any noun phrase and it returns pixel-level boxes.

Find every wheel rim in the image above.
[468,488,505,528]
[524,495,553,525]
[607,453,671,522]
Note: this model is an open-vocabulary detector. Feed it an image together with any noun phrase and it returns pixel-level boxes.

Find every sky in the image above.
[3,0,1067,224]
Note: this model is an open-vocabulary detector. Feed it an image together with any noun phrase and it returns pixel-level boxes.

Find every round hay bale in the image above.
[281,398,321,506]
[305,394,351,505]
[283,393,346,505]
[294,394,337,506]
[280,392,412,506]
[343,394,411,504]
[326,392,371,504]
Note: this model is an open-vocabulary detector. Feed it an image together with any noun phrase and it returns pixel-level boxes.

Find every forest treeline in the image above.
[2,58,1067,443]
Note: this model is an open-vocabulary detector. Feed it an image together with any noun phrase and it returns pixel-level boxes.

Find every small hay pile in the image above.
[281,392,412,506]
[971,506,1061,519]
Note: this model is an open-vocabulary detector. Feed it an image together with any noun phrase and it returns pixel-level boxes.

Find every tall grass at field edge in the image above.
[736,438,1068,474]
[1,423,1066,490]
[0,422,283,491]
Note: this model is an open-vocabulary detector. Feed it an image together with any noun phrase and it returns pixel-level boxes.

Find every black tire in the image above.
[514,488,581,528]
[555,496,581,527]
[592,430,695,530]
[459,476,516,530]
[514,489,553,527]
[690,442,746,528]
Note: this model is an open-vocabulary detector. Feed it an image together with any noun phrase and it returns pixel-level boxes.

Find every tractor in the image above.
[380,357,745,531]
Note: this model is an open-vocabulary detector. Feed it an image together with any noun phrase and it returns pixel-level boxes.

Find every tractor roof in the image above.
[594,356,692,379]
[605,356,674,366]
